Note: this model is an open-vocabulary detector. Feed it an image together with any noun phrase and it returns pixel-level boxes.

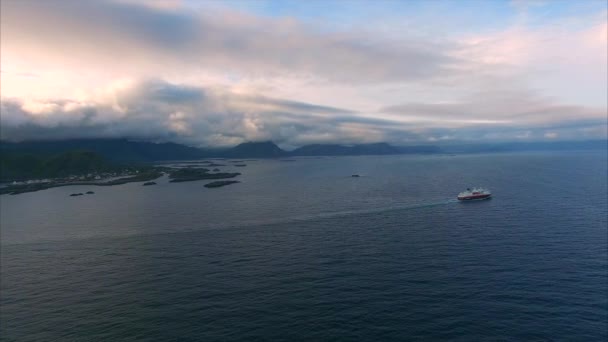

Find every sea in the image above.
[1,151,607,341]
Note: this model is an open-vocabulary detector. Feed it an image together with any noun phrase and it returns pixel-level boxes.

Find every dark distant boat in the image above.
[457,188,491,201]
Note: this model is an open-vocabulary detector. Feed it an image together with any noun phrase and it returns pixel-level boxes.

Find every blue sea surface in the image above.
[1,151,607,341]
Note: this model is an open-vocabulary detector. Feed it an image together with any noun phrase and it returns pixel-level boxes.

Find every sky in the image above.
[1,0,606,147]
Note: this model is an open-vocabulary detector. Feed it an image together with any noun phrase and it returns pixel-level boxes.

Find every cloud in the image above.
[2,79,605,147]
[380,89,606,127]
[0,79,387,146]
[1,0,455,84]
[378,86,607,142]
[0,1,606,146]
[453,15,608,107]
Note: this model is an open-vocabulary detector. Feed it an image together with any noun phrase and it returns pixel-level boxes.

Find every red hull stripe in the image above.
[458,194,491,200]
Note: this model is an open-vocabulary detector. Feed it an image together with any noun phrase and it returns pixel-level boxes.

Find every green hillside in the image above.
[0,150,118,181]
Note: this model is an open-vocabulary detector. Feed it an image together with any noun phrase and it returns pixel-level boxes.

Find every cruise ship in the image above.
[457,188,492,201]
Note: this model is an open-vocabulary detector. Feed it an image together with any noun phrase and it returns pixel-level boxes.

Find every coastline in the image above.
[0,171,164,195]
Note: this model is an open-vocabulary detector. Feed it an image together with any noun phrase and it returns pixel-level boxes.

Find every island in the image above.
[168,168,240,183]
[2,170,163,195]
[0,150,165,195]
[0,149,248,195]
[204,180,240,188]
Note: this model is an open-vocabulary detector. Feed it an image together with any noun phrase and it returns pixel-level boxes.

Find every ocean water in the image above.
[1,152,606,341]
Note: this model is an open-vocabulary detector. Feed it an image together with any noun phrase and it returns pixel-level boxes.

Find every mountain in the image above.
[354,143,403,155]
[224,141,286,158]
[223,141,437,158]
[291,143,439,156]
[396,145,442,154]
[0,150,118,181]
[0,139,208,162]
[0,139,438,162]
[290,144,352,156]
[4,138,602,166]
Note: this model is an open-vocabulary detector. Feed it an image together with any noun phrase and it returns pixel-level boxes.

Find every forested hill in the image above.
[0,150,119,181]
[0,139,442,161]
[0,139,208,162]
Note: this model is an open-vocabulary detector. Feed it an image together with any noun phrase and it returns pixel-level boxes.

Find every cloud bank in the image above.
[2,0,455,83]
[1,79,385,146]
[1,0,606,146]
[3,79,604,147]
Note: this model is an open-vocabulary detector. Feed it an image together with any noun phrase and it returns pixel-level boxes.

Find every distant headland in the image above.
[2,138,605,164]
[1,138,605,195]
[0,139,443,163]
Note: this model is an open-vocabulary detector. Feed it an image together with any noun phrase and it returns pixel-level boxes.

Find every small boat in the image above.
[458,187,491,201]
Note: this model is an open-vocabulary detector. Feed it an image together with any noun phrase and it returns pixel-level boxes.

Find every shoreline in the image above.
[1,172,164,195]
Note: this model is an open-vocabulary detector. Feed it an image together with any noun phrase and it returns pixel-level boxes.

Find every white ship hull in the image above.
[457,188,492,201]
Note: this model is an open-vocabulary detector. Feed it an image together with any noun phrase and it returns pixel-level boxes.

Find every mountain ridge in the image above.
[2,138,606,163]
[0,139,439,161]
